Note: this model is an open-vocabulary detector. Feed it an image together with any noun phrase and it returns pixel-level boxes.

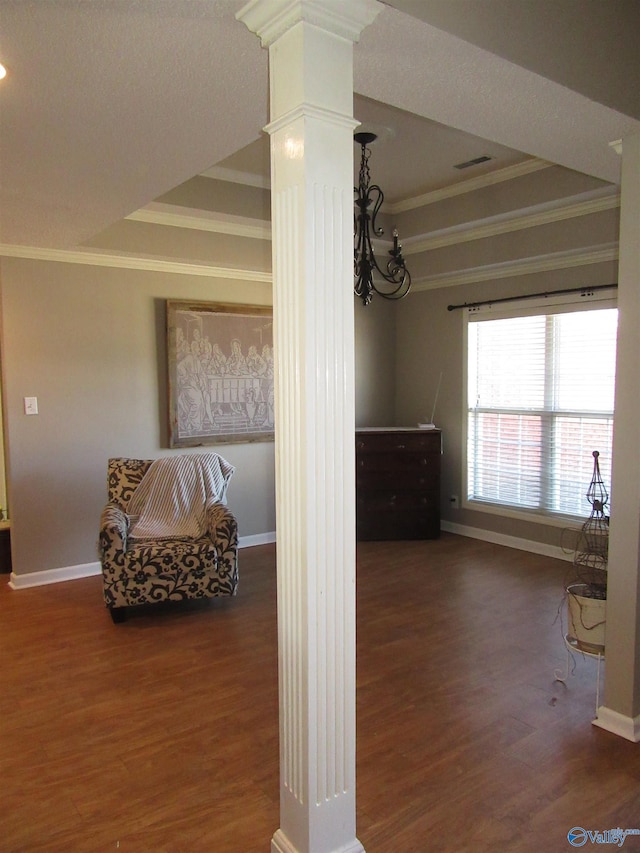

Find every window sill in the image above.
[463,499,586,530]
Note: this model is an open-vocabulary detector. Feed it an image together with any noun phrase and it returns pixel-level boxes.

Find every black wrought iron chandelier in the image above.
[354,131,411,306]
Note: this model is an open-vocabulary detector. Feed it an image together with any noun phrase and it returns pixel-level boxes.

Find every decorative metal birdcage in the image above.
[573,450,609,598]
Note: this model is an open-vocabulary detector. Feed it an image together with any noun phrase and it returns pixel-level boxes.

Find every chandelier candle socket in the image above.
[353,131,411,305]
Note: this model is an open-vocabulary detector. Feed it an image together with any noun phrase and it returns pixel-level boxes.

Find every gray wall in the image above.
[354,295,396,427]
[0,258,276,576]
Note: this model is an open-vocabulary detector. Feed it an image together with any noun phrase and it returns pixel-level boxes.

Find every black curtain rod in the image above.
[447,283,618,312]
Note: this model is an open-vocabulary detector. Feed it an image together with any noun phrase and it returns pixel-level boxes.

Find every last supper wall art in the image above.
[167,300,273,447]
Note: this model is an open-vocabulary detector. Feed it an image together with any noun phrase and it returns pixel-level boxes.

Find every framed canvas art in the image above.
[167,300,274,447]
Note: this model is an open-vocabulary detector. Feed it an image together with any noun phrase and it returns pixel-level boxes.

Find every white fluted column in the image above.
[594,131,640,742]
[237,1,380,850]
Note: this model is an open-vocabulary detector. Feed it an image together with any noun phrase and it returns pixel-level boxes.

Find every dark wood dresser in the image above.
[356,428,442,540]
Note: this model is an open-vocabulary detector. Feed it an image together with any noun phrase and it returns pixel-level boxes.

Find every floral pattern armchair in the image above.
[99,458,238,622]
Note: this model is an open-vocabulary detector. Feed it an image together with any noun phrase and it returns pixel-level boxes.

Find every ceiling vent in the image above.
[454,155,492,170]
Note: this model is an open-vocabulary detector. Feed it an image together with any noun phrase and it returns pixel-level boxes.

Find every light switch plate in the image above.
[24,396,38,415]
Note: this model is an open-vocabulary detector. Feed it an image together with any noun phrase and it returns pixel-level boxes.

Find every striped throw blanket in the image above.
[128,454,234,540]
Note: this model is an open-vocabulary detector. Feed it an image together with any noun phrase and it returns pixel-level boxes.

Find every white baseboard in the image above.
[239,531,276,548]
[593,706,640,742]
[440,519,572,563]
[9,561,101,590]
[271,830,364,853]
[271,830,297,853]
[8,533,277,589]
[7,524,565,589]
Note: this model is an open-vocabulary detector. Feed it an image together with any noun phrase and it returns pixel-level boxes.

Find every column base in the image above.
[271,829,365,853]
[593,706,640,742]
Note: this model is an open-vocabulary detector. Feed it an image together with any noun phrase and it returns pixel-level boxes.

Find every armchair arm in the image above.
[98,502,129,568]
[205,500,239,577]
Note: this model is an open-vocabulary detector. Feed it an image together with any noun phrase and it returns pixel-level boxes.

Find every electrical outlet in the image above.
[450,495,459,510]
[24,396,38,415]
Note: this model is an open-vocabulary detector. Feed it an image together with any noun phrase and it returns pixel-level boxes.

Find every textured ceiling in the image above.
[0,0,638,250]
[0,0,268,248]
[386,0,640,121]
[355,3,637,186]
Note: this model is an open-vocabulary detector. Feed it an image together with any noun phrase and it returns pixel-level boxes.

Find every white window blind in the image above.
[466,294,617,519]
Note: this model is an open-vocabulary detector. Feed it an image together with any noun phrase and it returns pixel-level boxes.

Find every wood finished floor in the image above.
[1,534,639,852]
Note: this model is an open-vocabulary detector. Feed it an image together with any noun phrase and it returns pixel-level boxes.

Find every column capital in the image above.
[265,102,358,136]
[236,0,380,47]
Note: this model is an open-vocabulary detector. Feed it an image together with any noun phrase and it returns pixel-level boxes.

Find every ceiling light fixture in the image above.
[0,63,7,81]
[353,131,411,306]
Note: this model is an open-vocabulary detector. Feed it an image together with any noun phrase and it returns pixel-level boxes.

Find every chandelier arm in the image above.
[368,184,385,238]
[357,185,396,283]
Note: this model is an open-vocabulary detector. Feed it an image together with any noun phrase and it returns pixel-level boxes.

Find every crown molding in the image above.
[0,242,617,294]
[201,155,553,209]
[389,158,554,214]
[126,203,272,240]
[403,188,620,256]
[411,244,619,292]
[0,244,272,283]
[199,165,271,190]
[126,186,617,253]
[1,182,618,292]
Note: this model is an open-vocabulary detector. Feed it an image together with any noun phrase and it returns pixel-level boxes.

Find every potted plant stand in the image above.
[555,451,609,714]
[565,450,609,651]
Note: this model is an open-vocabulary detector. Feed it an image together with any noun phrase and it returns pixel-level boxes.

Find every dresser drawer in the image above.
[356,500,440,540]
[356,431,441,454]
[356,463,439,490]
[357,450,439,478]
[357,490,439,513]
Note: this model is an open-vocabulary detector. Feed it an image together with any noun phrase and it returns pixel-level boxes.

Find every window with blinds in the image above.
[465,293,617,519]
